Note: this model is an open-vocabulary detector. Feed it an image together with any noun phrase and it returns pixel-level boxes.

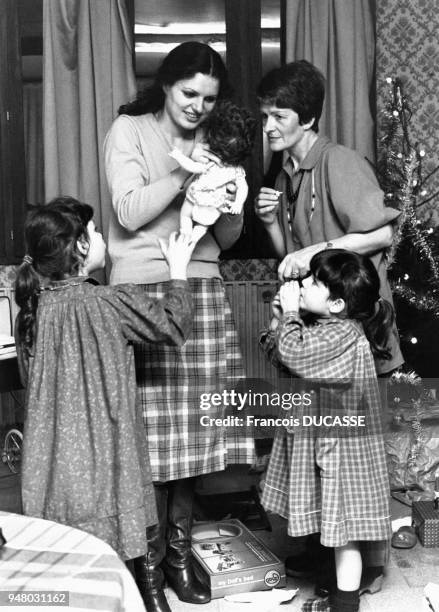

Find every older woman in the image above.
[104,42,254,612]
[255,60,403,607]
[255,60,403,375]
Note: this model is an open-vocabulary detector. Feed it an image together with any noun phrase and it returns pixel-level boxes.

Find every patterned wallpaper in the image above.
[376,0,439,223]
[219,258,278,281]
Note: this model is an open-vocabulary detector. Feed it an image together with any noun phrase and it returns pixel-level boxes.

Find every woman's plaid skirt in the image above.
[135,277,255,482]
[262,425,392,548]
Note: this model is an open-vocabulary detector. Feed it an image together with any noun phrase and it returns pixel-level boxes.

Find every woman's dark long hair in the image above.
[15,197,94,353]
[119,41,231,116]
[309,249,395,360]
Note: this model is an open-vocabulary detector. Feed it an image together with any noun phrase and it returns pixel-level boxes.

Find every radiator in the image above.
[224,280,280,381]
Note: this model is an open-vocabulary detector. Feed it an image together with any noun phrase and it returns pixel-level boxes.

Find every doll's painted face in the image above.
[163,73,219,132]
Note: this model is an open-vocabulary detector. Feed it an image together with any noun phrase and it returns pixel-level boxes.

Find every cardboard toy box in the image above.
[191,519,286,599]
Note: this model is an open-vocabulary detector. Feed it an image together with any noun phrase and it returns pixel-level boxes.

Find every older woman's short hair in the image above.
[257,60,325,133]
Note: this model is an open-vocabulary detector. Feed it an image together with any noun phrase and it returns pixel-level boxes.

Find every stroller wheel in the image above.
[2,428,23,474]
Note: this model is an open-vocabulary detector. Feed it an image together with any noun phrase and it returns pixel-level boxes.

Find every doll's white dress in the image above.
[186,164,246,225]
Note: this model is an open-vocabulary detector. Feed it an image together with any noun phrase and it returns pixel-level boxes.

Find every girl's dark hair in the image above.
[15,197,94,352]
[309,249,395,360]
[203,100,256,165]
[119,41,231,116]
[257,60,325,133]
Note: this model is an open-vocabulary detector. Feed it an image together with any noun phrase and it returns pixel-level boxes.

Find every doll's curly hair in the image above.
[203,100,256,166]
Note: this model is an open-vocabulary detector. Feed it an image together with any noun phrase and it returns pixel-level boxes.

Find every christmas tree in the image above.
[375,77,439,377]
[376,78,439,488]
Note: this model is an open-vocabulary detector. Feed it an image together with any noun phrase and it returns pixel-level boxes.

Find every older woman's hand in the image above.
[278,243,325,281]
[254,187,282,226]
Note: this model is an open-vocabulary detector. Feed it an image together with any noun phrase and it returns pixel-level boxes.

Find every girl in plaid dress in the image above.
[260,249,393,612]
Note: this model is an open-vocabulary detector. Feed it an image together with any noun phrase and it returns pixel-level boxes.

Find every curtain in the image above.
[23,82,44,205]
[284,0,376,160]
[43,0,136,247]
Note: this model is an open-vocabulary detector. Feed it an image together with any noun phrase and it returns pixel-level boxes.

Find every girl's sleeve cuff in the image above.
[167,279,189,289]
[282,310,301,320]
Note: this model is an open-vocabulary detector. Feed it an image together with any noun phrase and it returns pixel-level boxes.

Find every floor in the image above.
[164,498,438,612]
[0,454,437,612]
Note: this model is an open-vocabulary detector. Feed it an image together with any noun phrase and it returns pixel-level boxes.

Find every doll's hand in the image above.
[191,143,222,166]
[279,281,301,313]
[158,231,198,280]
[271,292,283,320]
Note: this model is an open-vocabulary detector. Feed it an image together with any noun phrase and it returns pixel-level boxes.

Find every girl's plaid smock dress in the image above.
[260,313,391,548]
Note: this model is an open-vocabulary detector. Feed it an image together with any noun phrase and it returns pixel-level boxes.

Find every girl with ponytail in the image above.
[15,197,94,359]
[14,197,197,583]
[260,249,394,612]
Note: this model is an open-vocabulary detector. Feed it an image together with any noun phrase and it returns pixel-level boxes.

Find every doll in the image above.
[169,100,256,242]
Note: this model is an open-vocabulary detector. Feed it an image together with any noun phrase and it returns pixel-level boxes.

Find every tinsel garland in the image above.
[408,399,426,468]
[389,370,422,387]
[385,149,417,269]
[391,282,439,317]
[388,372,425,468]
